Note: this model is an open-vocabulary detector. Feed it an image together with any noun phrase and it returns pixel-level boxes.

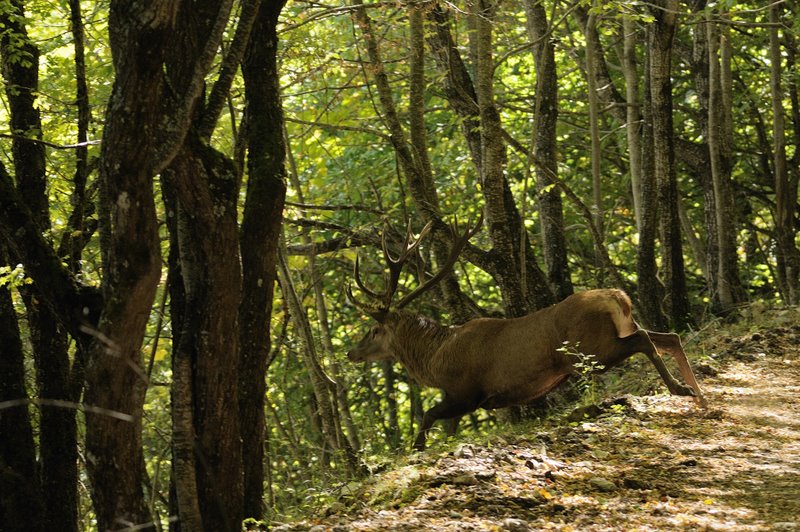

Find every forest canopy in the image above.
[0,0,797,530]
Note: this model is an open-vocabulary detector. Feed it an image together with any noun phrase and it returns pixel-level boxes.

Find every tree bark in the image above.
[523,0,573,300]
[163,139,244,531]
[85,0,234,527]
[622,16,644,232]
[352,0,482,321]
[636,33,669,330]
[426,2,554,314]
[705,9,745,311]
[770,1,800,304]
[584,5,605,283]
[0,3,79,528]
[689,0,721,308]
[474,0,552,316]
[648,0,691,328]
[0,244,44,532]
[239,0,288,520]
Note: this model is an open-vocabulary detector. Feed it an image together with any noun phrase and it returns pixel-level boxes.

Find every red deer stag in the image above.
[347,218,706,450]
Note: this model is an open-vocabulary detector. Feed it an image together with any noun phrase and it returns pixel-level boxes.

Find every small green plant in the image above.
[557,341,605,405]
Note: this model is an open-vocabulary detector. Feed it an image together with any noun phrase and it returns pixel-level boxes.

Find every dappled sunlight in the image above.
[274,321,800,531]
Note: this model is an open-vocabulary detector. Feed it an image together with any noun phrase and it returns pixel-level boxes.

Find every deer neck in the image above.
[388,313,453,386]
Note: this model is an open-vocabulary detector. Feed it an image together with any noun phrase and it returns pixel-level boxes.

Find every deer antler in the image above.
[395,214,482,309]
[347,216,483,321]
[349,220,434,314]
[349,215,482,316]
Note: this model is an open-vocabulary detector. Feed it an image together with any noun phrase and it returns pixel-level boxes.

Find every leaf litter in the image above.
[272,308,800,531]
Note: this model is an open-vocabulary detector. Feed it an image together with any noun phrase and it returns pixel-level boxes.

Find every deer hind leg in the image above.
[414,395,479,451]
[646,330,706,407]
[613,330,695,397]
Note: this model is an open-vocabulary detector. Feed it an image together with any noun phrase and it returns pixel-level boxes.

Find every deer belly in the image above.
[480,374,569,409]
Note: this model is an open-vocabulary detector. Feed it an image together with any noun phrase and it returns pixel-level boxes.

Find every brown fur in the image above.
[348,289,706,450]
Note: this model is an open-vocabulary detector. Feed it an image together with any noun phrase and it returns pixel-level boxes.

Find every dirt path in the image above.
[275,318,800,531]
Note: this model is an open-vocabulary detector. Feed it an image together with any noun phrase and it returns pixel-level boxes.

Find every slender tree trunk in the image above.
[475,0,552,316]
[636,37,669,330]
[352,0,480,321]
[584,5,605,279]
[426,1,554,314]
[284,127,362,454]
[523,0,573,300]
[770,1,800,304]
[0,3,78,529]
[622,16,644,232]
[277,240,360,472]
[705,10,744,311]
[648,0,691,328]
[0,245,44,532]
[690,0,721,308]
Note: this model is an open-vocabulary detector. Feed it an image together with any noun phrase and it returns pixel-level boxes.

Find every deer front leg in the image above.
[643,349,695,396]
[646,331,706,407]
[414,395,478,451]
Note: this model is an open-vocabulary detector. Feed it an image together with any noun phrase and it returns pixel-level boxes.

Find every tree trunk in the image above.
[648,0,691,328]
[277,240,360,471]
[523,0,573,300]
[584,5,605,281]
[86,0,234,527]
[474,0,552,316]
[0,245,44,532]
[352,0,480,321]
[426,2,554,314]
[622,16,644,232]
[636,37,669,330]
[689,0,721,309]
[163,139,244,531]
[238,0,287,521]
[0,2,78,529]
[770,1,800,304]
[705,9,745,311]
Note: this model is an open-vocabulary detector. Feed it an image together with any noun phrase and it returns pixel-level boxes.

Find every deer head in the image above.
[347,215,481,363]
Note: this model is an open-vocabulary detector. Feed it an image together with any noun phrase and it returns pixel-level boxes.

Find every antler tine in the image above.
[381,220,434,306]
[350,221,437,314]
[353,254,386,301]
[395,213,483,310]
[382,220,433,265]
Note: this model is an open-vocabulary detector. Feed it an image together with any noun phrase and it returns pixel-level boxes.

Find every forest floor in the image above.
[273,306,800,531]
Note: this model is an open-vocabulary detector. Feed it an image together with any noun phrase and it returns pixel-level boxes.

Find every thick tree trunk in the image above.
[85,0,234,527]
[238,0,287,520]
[163,139,245,531]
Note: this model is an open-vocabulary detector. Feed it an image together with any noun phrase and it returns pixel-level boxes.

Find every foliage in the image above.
[0,0,798,528]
